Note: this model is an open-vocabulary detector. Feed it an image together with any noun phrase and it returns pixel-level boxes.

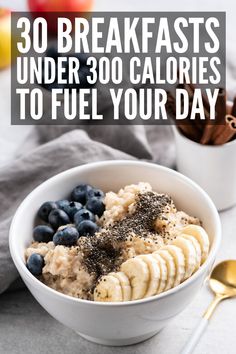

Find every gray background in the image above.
[0,1,236,354]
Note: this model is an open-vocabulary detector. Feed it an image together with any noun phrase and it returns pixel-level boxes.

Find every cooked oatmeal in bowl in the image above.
[25,181,209,302]
[10,161,221,346]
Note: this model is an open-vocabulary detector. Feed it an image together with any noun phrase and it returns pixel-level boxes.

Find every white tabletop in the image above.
[0,1,236,353]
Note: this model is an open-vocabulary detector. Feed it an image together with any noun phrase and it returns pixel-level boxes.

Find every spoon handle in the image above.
[180,317,208,354]
[180,294,224,354]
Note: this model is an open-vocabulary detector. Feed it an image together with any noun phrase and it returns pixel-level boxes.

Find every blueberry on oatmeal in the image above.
[53,226,79,246]
[74,208,95,226]
[77,220,99,236]
[48,209,70,230]
[33,225,54,243]
[61,201,83,220]
[27,253,44,276]
[86,197,105,217]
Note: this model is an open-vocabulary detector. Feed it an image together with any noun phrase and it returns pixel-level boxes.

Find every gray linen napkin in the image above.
[0,124,174,294]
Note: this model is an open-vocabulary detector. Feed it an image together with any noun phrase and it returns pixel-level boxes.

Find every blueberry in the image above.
[74,208,95,226]
[71,184,92,204]
[57,200,83,220]
[33,225,54,243]
[62,201,83,220]
[53,226,79,246]
[86,197,105,217]
[26,253,44,276]
[56,199,70,210]
[38,201,58,222]
[87,188,104,200]
[48,209,70,230]
[77,220,99,236]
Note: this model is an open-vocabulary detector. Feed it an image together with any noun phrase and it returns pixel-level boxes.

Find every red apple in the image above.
[0,8,12,69]
[28,0,94,33]
[28,0,94,13]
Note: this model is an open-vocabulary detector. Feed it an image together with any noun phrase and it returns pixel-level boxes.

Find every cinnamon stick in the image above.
[168,77,235,145]
[176,83,205,133]
[200,125,215,144]
[232,96,236,116]
[201,88,226,144]
[188,82,210,112]
[166,91,176,119]
[215,88,226,124]
[213,115,236,145]
[226,114,236,129]
[166,91,202,142]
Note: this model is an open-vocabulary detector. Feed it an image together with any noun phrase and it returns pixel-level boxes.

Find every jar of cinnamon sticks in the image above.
[171,96,236,211]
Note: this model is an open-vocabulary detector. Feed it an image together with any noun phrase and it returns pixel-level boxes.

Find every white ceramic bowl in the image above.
[9,161,221,346]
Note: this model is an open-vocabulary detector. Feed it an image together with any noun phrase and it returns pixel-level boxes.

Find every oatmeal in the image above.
[101,182,152,226]
[25,182,209,302]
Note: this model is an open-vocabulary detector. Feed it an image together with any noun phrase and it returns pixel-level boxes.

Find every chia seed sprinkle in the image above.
[77,191,172,281]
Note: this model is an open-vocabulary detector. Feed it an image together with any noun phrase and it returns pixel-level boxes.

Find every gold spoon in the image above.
[181,260,236,354]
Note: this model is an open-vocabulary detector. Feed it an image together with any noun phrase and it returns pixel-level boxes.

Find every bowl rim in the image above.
[9,160,221,307]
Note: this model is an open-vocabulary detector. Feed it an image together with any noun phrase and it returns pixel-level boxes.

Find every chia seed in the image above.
[77,191,172,281]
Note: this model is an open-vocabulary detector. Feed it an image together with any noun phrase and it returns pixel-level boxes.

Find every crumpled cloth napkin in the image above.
[0,83,175,294]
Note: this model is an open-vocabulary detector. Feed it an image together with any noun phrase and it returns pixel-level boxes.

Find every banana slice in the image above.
[94,275,123,302]
[182,234,201,271]
[121,257,150,300]
[151,252,168,293]
[162,245,185,286]
[110,271,132,301]
[182,225,210,263]
[154,250,176,291]
[137,254,160,298]
[172,236,197,279]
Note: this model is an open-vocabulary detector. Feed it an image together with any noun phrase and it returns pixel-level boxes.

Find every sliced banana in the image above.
[94,275,123,302]
[162,245,185,286]
[137,254,161,298]
[173,236,197,279]
[182,234,201,271]
[154,250,176,291]
[182,225,209,263]
[151,252,168,293]
[110,271,132,301]
[121,257,150,300]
